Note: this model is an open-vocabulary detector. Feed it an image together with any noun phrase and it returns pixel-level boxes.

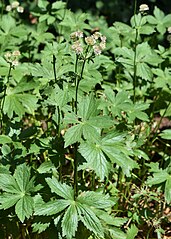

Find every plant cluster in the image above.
[0,0,171,239]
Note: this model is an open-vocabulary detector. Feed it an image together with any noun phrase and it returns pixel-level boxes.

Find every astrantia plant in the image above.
[0,0,171,238]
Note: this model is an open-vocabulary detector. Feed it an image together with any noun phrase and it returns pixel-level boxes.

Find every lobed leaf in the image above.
[46,177,74,200]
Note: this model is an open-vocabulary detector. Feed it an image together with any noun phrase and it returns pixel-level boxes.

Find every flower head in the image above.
[168,27,171,34]
[70,31,83,41]
[92,32,102,40]
[13,50,21,57]
[85,36,96,46]
[17,6,24,13]
[6,5,12,12]
[12,60,19,66]
[139,4,149,12]
[11,1,20,8]
[4,50,20,66]
[4,52,12,60]
[93,45,102,55]
[71,41,83,55]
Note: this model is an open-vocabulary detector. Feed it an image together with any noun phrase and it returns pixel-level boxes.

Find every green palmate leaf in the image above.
[79,131,138,178]
[124,102,149,122]
[147,171,169,185]
[153,68,171,89]
[34,195,69,216]
[3,92,38,119]
[15,196,34,223]
[165,176,171,203]
[126,224,138,239]
[79,141,110,180]
[77,191,115,209]
[147,7,171,34]
[62,203,78,239]
[104,89,131,117]
[101,132,138,175]
[114,42,162,81]
[0,164,39,222]
[45,177,74,200]
[77,203,104,237]
[47,86,70,108]
[29,63,54,79]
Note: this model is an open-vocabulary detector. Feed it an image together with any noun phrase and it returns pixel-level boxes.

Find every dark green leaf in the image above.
[46,177,74,200]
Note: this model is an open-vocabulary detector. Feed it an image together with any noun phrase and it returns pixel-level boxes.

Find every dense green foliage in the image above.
[0,0,171,238]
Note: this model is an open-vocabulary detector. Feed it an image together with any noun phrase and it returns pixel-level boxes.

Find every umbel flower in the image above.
[70,30,106,56]
[139,4,149,12]
[168,27,171,34]
[4,50,20,67]
[5,1,24,13]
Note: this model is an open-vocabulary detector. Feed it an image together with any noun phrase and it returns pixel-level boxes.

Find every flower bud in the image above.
[17,6,24,13]
[11,1,20,8]
[6,5,12,12]
[139,4,149,12]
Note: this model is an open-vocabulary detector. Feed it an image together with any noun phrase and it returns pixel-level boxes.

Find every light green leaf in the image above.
[77,191,114,209]
[79,141,110,180]
[147,171,169,185]
[46,177,74,200]
[37,161,56,174]
[0,193,21,209]
[13,164,31,192]
[32,222,50,233]
[160,129,171,140]
[34,199,69,216]
[126,224,138,239]
[165,176,171,203]
[3,92,38,119]
[15,195,34,223]
[62,203,78,239]
[0,135,12,144]
[77,203,104,237]
[0,174,20,193]
[78,94,98,120]
[64,124,83,147]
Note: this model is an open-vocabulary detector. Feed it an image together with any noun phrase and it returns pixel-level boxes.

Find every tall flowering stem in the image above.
[0,62,12,133]
[70,30,106,198]
[133,0,138,103]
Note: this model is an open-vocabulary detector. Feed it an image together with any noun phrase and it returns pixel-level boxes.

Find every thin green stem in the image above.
[72,55,79,111]
[1,0,4,19]
[53,54,57,84]
[73,50,88,199]
[74,142,78,199]
[52,54,63,181]
[151,101,171,144]
[133,28,138,103]
[75,57,86,114]
[133,0,138,103]
[0,63,12,133]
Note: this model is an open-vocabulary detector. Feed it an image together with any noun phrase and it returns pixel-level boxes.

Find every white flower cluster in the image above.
[70,30,106,56]
[4,50,21,66]
[139,4,149,13]
[6,1,24,13]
